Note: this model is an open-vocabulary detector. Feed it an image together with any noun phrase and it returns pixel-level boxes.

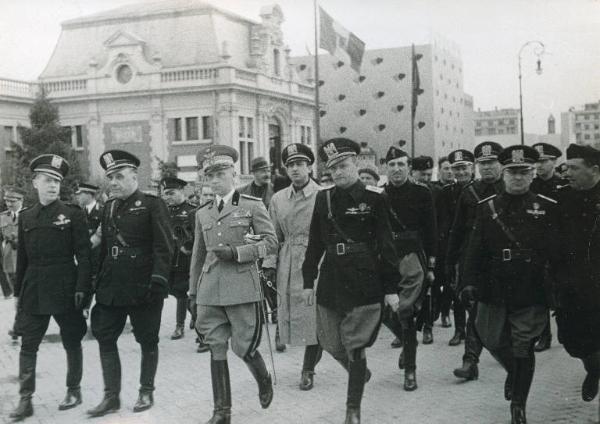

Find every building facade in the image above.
[292,35,474,170]
[561,100,600,150]
[0,1,316,188]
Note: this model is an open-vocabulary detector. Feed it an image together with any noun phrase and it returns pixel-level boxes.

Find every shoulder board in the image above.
[477,194,497,205]
[557,184,570,190]
[443,182,454,188]
[536,194,557,204]
[240,194,262,201]
[366,185,384,194]
[198,200,213,209]
[18,207,30,215]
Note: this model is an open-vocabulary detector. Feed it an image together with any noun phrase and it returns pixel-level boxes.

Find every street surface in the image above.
[0,297,597,423]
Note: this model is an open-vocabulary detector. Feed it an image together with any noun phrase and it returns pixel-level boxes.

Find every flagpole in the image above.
[313,0,321,148]
[410,43,415,157]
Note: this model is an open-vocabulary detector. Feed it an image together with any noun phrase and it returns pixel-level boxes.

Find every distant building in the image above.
[0,0,316,188]
[561,100,600,150]
[292,35,475,172]
[473,107,521,145]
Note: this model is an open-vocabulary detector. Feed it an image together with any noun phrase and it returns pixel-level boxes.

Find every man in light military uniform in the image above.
[190,145,278,424]
[0,187,25,299]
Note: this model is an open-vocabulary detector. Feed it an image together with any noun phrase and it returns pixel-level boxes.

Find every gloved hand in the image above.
[459,285,478,306]
[384,293,401,313]
[262,268,277,285]
[74,291,86,309]
[144,282,165,303]
[212,245,236,261]
[187,295,197,315]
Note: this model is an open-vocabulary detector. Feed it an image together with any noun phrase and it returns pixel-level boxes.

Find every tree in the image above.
[10,89,86,203]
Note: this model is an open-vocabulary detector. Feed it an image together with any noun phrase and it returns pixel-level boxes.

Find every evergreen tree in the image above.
[11,89,86,203]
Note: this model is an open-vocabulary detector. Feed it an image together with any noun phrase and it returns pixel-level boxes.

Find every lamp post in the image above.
[518,40,545,145]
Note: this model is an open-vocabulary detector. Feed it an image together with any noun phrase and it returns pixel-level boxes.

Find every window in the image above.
[185,117,198,140]
[499,129,504,134]
[173,118,182,141]
[489,128,496,135]
[3,126,14,143]
[74,125,84,149]
[595,133,600,140]
[488,120,494,127]
[273,49,281,76]
[239,117,255,174]
[301,126,306,144]
[306,126,312,145]
[239,141,247,174]
[239,116,245,138]
[585,124,590,130]
[585,134,591,140]
[247,117,254,138]
[476,121,482,127]
[475,129,482,136]
[202,116,213,139]
[509,119,516,125]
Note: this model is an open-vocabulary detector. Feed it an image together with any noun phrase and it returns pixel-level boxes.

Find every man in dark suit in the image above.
[238,157,274,208]
[75,182,103,285]
[10,154,91,420]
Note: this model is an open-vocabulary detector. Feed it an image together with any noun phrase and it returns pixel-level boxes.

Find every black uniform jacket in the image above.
[15,200,91,315]
[384,180,437,259]
[462,191,560,308]
[556,182,600,311]
[96,190,174,306]
[435,181,467,275]
[530,174,568,198]
[168,200,196,275]
[85,202,103,234]
[446,178,504,270]
[302,180,400,312]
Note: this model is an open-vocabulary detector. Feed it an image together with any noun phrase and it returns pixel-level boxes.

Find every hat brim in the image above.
[285,154,313,166]
[76,188,96,195]
[450,160,473,167]
[325,152,356,168]
[105,164,137,176]
[251,165,270,172]
[35,170,64,181]
[203,163,234,174]
[503,163,535,169]
[476,155,499,162]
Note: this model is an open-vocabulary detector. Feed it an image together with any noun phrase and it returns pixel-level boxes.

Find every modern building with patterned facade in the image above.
[0,0,316,188]
[561,100,600,150]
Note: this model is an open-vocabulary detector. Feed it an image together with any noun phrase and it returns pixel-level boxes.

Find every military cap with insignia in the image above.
[448,149,474,166]
[319,137,361,168]
[498,145,539,168]
[412,155,434,171]
[282,143,315,165]
[474,141,503,162]
[75,182,99,195]
[358,167,380,181]
[197,144,238,173]
[160,177,187,191]
[385,146,409,163]
[30,154,70,181]
[100,150,140,175]
[250,157,270,172]
[566,143,600,165]
[532,143,562,160]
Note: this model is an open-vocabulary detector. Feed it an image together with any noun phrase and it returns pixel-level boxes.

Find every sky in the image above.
[0,0,599,134]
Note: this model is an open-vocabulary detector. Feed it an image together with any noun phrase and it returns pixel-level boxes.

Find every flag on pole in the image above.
[319,7,365,72]
[411,46,424,116]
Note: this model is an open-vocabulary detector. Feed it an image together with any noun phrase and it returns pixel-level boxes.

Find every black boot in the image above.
[59,347,82,410]
[336,357,372,383]
[441,315,452,328]
[206,359,231,424]
[245,351,273,409]
[534,319,552,352]
[398,350,405,370]
[300,344,322,391]
[391,337,403,348]
[171,299,187,340]
[490,349,514,400]
[510,356,535,424]
[453,359,479,380]
[582,351,600,402]
[345,356,366,424]
[87,351,121,417]
[9,352,36,420]
[134,350,158,412]
[422,326,433,345]
[275,327,286,352]
[403,325,418,391]
[448,329,465,346]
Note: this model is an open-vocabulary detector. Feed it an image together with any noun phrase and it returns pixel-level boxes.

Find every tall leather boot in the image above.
[450,299,466,346]
[454,308,481,380]
[403,323,418,391]
[87,351,121,417]
[582,351,600,402]
[9,351,36,420]
[244,351,273,409]
[336,357,372,383]
[59,347,83,410]
[206,359,231,424]
[134,350,158,412]
[300,344,323,391]
[510,356,535,424]
[345,356,366,424]
[171,298,187,340]
[490,348,514,401]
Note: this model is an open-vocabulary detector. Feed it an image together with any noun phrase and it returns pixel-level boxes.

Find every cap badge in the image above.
[135,200,142,207]
[455,151,463,161]
[482,145,492,156]
[288,144,298,155]
[323,142,338,159]
[535,145,544,154]
[103,153,114,166]
[512,149,525,163]
[51,155,63,169]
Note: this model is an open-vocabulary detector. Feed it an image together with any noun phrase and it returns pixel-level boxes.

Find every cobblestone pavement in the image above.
[0,297,598,423]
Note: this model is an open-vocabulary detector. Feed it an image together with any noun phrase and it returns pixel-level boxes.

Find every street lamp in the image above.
[518,40,545,144]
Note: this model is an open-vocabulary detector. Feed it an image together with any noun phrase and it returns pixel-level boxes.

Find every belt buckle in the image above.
[502,248,511,261]
[111,246,119,259]
[336,243,346,256]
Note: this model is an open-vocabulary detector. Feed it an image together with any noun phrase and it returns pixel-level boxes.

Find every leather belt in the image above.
[327,242,370,256]
[494,248,532,262]
[110,246,152,259]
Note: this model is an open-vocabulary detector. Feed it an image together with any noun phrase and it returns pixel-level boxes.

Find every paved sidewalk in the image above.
[0,297,597,423]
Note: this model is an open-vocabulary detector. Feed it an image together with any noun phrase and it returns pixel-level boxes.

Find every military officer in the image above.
[446,141,504,381]
[87,150,174,417]
[461,145,560,424]
[75,182,103,285]
[302,138,401,424]
[436,150,475,346]
[381,147,437,392]
[190,145,278,424]
[0,187,25,299]
[160,177,196,341]
[555,144,600,403]
[529,143,567,352]
[9,154,91,420]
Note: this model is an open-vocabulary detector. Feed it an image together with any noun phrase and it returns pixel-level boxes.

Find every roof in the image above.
[40,0,258,78]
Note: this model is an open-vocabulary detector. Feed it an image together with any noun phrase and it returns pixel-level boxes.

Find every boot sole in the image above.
[453,370,478,380]
[58,400,82,411]
[87,407,119,417]
[133,405,153,413]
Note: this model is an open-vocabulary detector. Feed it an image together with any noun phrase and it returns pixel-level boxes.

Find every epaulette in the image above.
[143,192,159,198]
[536,194,557,204]
[240,194,262,201]
[366,185,384,194]
[557,184,570,190]
[477,194,497,205]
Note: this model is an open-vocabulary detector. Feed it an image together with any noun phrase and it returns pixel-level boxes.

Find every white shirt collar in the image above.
[86,200,97,213]
[215,188,235,206]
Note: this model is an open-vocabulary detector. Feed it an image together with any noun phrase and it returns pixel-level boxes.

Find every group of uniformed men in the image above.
[4,135,600,424]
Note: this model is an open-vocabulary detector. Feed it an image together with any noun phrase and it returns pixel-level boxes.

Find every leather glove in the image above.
[74,292,86,309]
[212,245,236,261]
[384,293,400,313]
[187,295,197,315]
[459,285,478,306]
[262,268,277,285]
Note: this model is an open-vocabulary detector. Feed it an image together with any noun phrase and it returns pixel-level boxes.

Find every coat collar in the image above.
[286,179,320,199]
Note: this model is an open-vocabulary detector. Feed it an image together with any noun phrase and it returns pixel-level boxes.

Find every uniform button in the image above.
[217,222,221,226]
[217,232,222,236]
[218,243,224,246]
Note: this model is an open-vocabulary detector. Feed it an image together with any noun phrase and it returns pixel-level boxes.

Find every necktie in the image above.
[218,199,224,212]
